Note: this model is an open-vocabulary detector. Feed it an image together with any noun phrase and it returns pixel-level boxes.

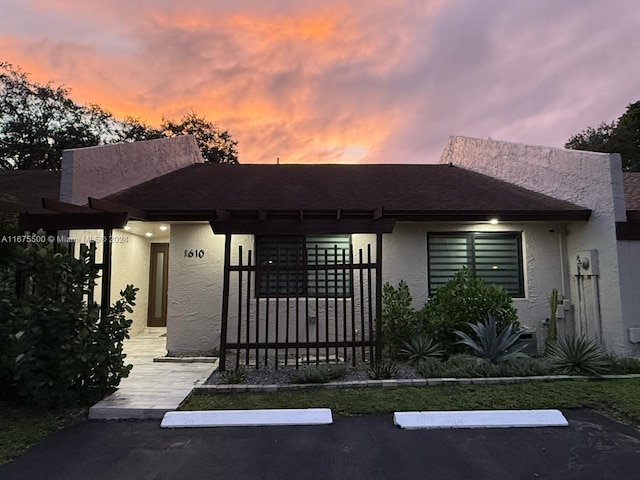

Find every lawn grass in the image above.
[182,378,640,427]
[0,400,85,465]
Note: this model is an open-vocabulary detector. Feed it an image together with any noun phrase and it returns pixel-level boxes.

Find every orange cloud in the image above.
[2,0,639,165]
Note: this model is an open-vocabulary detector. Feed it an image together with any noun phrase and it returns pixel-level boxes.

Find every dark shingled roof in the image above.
[107,164,590,221]
[0,170,61,206]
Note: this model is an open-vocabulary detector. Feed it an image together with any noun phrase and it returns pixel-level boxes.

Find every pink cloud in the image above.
[1,0,639,164]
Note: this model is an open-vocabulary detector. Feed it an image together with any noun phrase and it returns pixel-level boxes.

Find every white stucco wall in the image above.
[616,241,640,355]
[441,136,627,353]
[67,229,150,334]
[382,221,571,347]
[110,231,150,335]
[166,225,377,356]
[59,135,204,205]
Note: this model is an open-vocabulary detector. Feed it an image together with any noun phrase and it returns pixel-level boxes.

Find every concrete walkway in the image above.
[88,328,216,420]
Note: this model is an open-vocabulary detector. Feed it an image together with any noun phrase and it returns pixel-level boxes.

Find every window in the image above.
[256,235,352,298]
[428,232,524,297]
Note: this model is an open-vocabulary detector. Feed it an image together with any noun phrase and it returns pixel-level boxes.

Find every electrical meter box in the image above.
[575,249,599,276]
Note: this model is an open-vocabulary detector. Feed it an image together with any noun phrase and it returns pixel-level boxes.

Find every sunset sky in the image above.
[1,0,639,164]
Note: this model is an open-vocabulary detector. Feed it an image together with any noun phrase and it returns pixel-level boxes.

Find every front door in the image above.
[148,243,169,327]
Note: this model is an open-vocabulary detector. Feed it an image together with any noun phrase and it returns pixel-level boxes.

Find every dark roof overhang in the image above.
[3,198,138,232]
[617,216,640,240]
[137,206,593,235]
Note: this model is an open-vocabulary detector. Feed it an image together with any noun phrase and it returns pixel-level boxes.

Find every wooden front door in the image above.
[148,243,169,327]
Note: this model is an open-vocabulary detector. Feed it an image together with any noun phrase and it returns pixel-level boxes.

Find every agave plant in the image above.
[546,335,611,376]
[398,334,444,365]
[367,360,398,380]
[454,315,529,364]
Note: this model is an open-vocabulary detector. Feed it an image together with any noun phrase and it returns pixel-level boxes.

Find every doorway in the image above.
[148,243,169,327]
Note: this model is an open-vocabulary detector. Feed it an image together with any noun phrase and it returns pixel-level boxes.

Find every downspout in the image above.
[558,231,567,298]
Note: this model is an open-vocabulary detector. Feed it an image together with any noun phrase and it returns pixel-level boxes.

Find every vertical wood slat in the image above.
[324,250,330,362]
[295,253,300,368]
[333,245,339,362]
[100,228,113,318]
[342,248,348,363]
[219,234,232,371]
[359,248,366,360]
[285,255,290,366]
[254,245,261,370]
[245,250,252,366]
[235,245,243,370]
[264,250,271,369]
[314,245,320,364]
[367,244,374,362]
[274,246,280,370]
[349,245,356,367]
[375,233,383,362]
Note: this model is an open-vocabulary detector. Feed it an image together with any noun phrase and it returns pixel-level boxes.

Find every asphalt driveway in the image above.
[2,410,640,480]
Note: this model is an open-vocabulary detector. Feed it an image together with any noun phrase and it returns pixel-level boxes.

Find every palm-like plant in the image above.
[454,315,529,364]
[398,334,443,365]
[546,335,610,376]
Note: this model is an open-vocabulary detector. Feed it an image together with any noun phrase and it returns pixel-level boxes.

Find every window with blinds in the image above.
[256,235,352,298]
[427,232,524,297]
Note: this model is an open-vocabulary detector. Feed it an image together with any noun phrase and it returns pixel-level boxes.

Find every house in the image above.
[3,134,640,367]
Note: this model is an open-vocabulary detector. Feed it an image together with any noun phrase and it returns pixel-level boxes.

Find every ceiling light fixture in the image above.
[145,232,153,237]
[489,218,499,225]
[159,225,168,231]
[123,225,131,231]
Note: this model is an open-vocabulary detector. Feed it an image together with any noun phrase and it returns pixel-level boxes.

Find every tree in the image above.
[160,113,238,164]
[0,63,239,170]
[0,231,137,407]
[0,62,121,170]
[566,101,640,171]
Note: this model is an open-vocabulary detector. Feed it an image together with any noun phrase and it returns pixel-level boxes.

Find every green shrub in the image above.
[292,364,347,384]
[419,268,518,355]
[367,361,398,380]
[608,355,640,374]
[398,334,443,366]
[0,235,136,407]
[546,336,611,376]
[220,367,247,384]
[381,280,419,358]
[455,315,528,364]
[416,356,554,378]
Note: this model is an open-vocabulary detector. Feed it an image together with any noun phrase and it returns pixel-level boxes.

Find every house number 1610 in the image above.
[184,249,205,258]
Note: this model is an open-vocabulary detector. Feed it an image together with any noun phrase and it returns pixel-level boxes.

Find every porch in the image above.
[88,328,216,420]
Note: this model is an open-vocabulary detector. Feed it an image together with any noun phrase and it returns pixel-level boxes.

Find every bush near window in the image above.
[0,231,137,407]
[380,280,419,358]
[418,268,519,356]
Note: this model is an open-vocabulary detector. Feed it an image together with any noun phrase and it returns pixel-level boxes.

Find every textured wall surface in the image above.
[383,221,570,348]
[441,136,629,353]
[68,229,150,334]
[166,226,377,356]
[59,135,204,205]
[110,231,150,335]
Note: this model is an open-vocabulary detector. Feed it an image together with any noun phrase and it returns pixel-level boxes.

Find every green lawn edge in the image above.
[0,401,85,465]
[181,378,640,427]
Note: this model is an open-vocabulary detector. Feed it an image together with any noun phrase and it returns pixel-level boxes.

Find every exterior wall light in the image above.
[489,218,499,225]
[159,225,168,231]
[123,225,132,231]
